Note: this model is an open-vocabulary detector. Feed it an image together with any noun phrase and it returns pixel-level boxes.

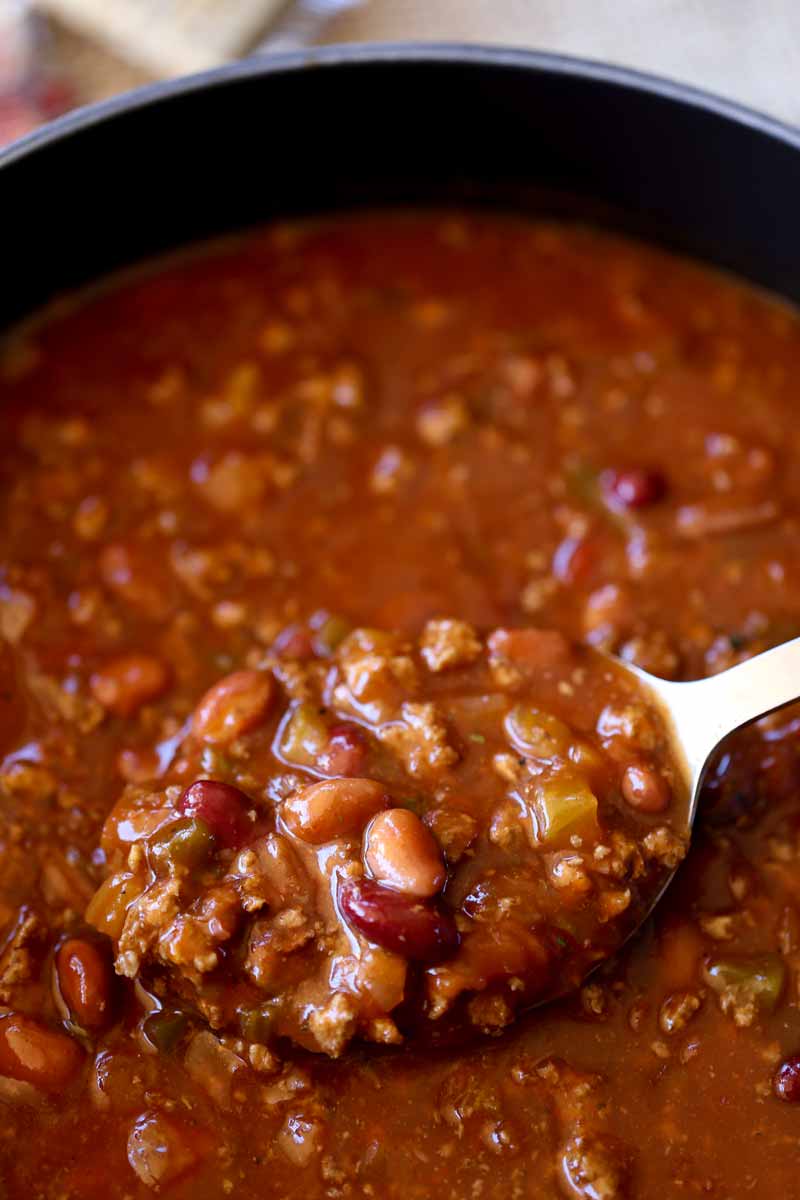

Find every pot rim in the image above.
[2,40,799,171]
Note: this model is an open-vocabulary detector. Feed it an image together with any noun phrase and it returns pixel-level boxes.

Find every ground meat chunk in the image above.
[378,701,459,776]
[423,809,478,864]
[306,993,359,1057]
[333,630,418,723]
[116,877,183,978]
[658,990,702,1034]
[0,908,45,1002]
[590,832,645,883]
[642,827,688,870]
[158,884,241,977]
[467,991,514,1030]
[243,907,317,990]
[419,618,482,672]
[559,1134,631,1199]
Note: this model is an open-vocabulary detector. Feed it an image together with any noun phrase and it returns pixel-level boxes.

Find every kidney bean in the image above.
[601,466,667,510]
[364,808,446,898]
[552,535,599,586]
[774,1054,800,1102]
[339,877,459,963]
[90,653,170,718]
[55,937,115,1032]
[178,779,251,849]
[191,669,274,744]
[272,624,315,660]
[0,1012,84,1091]
[621,762,670,813]
[282,778,389,844]
[316,723,368,777]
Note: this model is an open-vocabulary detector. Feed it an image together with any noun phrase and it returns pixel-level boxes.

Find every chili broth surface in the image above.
[1,213,800,1198]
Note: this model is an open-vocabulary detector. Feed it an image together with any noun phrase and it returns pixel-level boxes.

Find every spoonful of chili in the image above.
[83,620,800,1055]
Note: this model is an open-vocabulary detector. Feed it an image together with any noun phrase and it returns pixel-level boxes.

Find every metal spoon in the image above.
[559,635,800,1000]
[625,634,800,828]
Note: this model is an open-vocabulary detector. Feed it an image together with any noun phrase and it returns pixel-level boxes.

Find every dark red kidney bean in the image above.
[316,723,368,777]
[601,467,667,510]
[55,937,115,1032]
[552,535,597,586]
[178,780,251,850]
[774,1054,800,1102]
[272,624,315,660]
[338,877,459,964]
[0,1012,84,1091]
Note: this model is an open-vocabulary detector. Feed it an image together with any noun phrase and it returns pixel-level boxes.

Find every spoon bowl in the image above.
[605,634,800,947]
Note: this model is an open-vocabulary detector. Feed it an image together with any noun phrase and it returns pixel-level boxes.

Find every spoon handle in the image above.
[646,635,800,790]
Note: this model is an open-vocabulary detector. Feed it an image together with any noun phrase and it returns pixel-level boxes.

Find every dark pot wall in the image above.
[1,44,799,327]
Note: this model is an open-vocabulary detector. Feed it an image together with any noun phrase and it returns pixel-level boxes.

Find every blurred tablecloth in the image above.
[11,0,800,133]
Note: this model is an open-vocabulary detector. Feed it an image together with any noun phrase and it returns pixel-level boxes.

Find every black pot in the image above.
[2,43,799,328]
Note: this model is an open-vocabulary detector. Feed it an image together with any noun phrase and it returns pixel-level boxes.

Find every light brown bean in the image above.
[621,762,670,813]
[0,1012,84,1091]
[91,653,170,718]
[191,669,274,744]
[282,778,389,844]
[364,807,446,898]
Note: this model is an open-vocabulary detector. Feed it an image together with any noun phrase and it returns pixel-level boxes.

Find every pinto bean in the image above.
[283,778,389,844]
[364,808,446,897]
[91,653,170,718]
[0,1012,84,1091]
[191,669,274,744]
[339,877,459,963]
[55,937,115,1032]
[621,762,670,813]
